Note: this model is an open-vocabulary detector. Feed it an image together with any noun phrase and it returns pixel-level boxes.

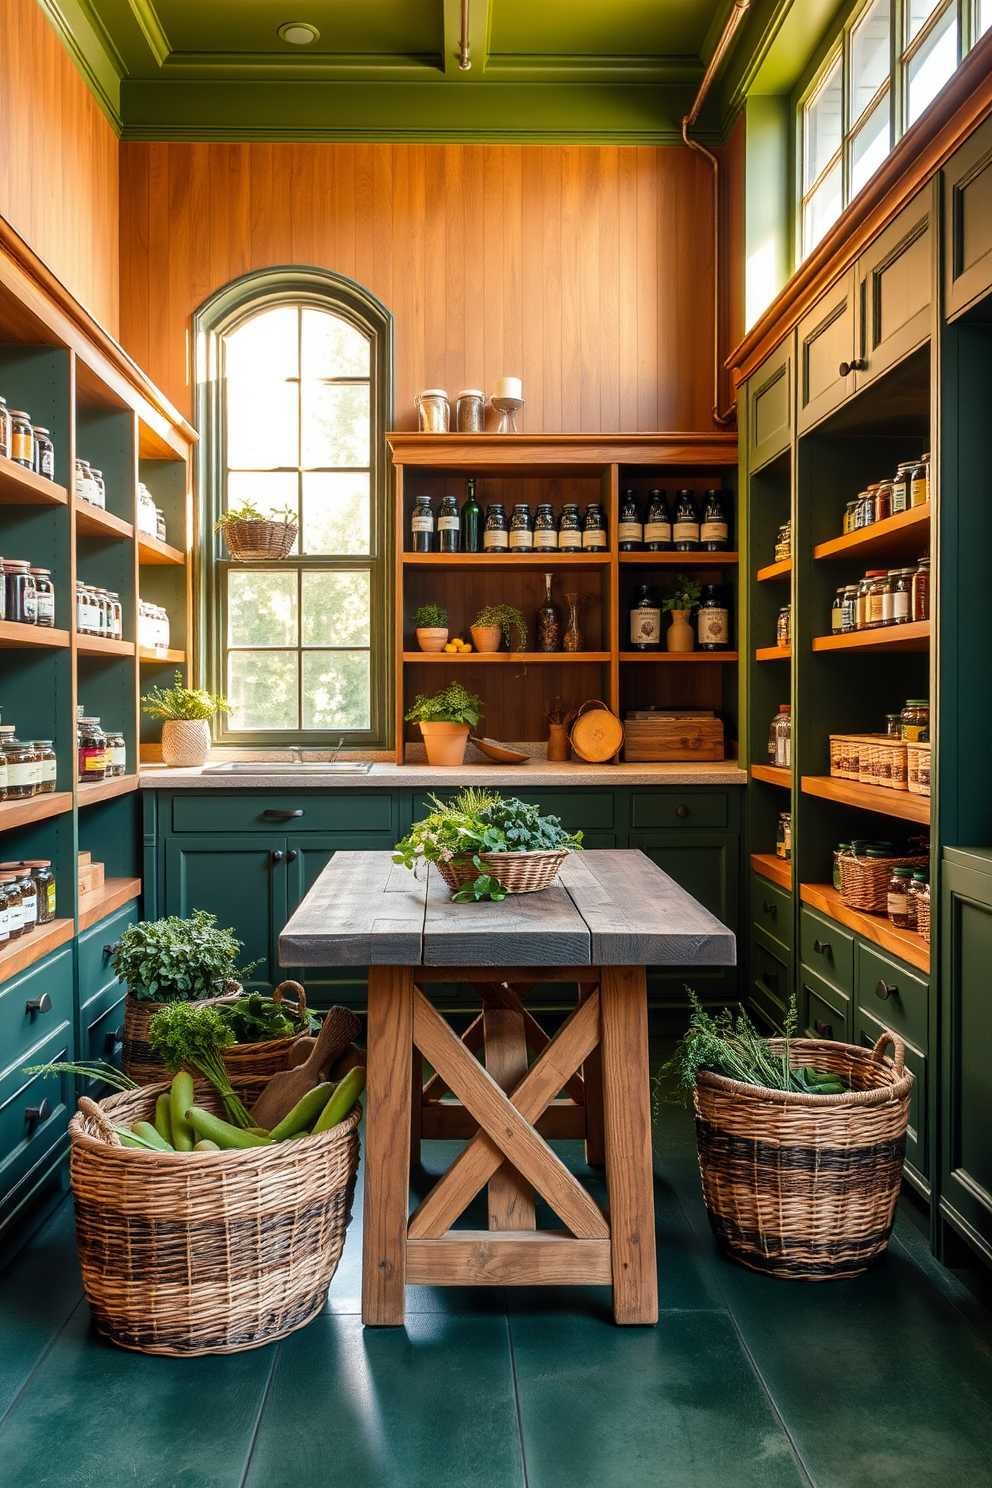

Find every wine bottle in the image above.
[461,478,481,553]
[537,572,561,651]
[700,489,729,552]
[672,489,700,551]
[697,585,729,650]
[629,584,662,651]
[644,490,673,551]
[618,489,643,551]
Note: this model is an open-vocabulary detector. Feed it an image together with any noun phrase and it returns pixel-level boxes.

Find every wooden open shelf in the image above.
[813,504,931,564]
[0,918,75,983]
[138,533,186,565]
[619,651,738,663]
[139,646,186,663]
[618,551,739,566]
[751,764,791,787]
[0,622,71,649]
[75,634,135,658]
[78,876,142,933]
[0,454,68,506]
[756,645,790,660]
[812,620,930,653]
[756,558,792,582]
[0,790,73,831]
[800,882,929,974]
[801,774,932,824]
[403,651,609,664]
[75,503,134,541]
[77,774,139,808]
[402,552,612,569]
[752,852,793,891]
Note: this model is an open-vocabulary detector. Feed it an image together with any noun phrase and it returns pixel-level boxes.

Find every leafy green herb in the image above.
[148,1002,253,1128]
[414,602,449,628]
[472,604,528,650]
[214,500,298,530]
[404,682,483,727]
[662,575,703,614]
[216,992,319,1043]
[23,1060,139,1092]
[112,909,259,1003]
[141,670,232,722]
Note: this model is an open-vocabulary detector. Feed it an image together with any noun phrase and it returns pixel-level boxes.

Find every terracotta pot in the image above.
[470,625,502,653]
[666,609,695,653]
[161,719,211,767]
[419,721,470,767]
[547,722,571,762]
[416,627,449,653]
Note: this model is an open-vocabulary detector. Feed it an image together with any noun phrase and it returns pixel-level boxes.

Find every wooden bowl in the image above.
[469,737,530,764]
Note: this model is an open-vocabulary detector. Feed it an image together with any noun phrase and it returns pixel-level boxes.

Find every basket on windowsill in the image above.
[435,848,570,895]
[221,518,297,562]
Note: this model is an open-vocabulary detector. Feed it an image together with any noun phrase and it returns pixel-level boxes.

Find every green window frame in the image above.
[194,268,394,748]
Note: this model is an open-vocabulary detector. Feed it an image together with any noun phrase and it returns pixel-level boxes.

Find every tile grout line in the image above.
[889,1227,992,1357]
[237,1339,282,1488]
[503,1289,531,1488]
[0,1295,87,1437]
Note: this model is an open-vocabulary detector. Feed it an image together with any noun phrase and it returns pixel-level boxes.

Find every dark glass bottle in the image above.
[483,503,509,553]
[460,478,481,553]
[411,495,434,553]
[509,504,534,552]
[700,489,730,551]
[644,489,673,551]
[697,585,730,650]
[618,489,643,552]
[558,503,582,554]
[672,489,700,551]
[629,584,662,651]
[582,503,608,551]
[437,495,461,554]
[534,503,557,551]
[536,572,561,652]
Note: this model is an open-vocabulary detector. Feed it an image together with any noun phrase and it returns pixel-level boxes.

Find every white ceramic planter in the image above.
[161,719,211,768]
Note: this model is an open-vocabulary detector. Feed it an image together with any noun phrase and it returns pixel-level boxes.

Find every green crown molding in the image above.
[127,0,171,67]
[38,0,124,132]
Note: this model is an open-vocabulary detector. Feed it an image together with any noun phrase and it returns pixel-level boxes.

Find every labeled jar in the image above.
[842,502,858,535]
[437,495,461,555]
[32,427,54,480]
[106,591,123,639]
[4,560,37,624]
[0,874,24,940]
[558,504,582,553]
[618,490,643,551]
[831,589,845,633]
[910,454,930,507]
[2,865,38,935]
[912,556,930,622]
[772,704,791,768]
[855,489,876,528]
[104,731,126,777]
[855,574,873,629]
[23,861,55,923]
[776,812,792,861]
[0,735,7,800]
[900,700,930,742]
[509,504,534,552]
[5,740,40,797]
[892,568,913,624]
[483,503,509,552]
[645,491,673,552]
[89,470,107,509]
[156,508,167,541]
[776,605,791,647]
[415,389,450,433]
[0,396,8,459]
[534,503,558,550]
[672,490,700,550]
[874,480,892,524]
[866,570,891,628]
[77,717,107,781]
[9,411,33,469]
[29,568,55,626]
[890,467,912,515]
[581,503,607,551]
[841,585,858,632]
[697,585,729,650]
[137,484,157,534]
[887,866,914,928]
[410,496,434,553]
[700,490,729,551]
[629,584,662,651]
[32,741,57,792]
[774,520,792,559]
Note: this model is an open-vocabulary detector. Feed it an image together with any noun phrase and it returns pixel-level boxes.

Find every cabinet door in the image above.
[796,269,857,434]
[944,113,992,320]
[748,337,793,471]
[164,836,287,994]
[856,188,932,389]
[855,1004,928,1193]
[628,831,737,928]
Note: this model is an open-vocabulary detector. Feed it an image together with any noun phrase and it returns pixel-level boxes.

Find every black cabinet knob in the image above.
[839,358,867,376]
[762,901,777,916]
[25,1099,51,1125]
[286,849,298,863]
[675,805,690,818]
[875,980,898,1001]
[103,941,119,956]
[263,809,305,820]
[25,994,52,1015]
[105,1026,125,1053]
[271,850,284,863]
[813,939,831,956]
[814,1019,834,1040]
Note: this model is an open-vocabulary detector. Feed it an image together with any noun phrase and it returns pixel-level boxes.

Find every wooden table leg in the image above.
[600,965,658,1325]
[362,965,414,1326]
[410,1046,422,1166]
[579,980,605,1166]
[483,1004,536,1231]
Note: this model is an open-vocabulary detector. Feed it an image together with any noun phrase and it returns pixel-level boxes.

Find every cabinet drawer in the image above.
[797,268,856,433]
[944,113,992,319]
[630,793,727,829]
[77,901,135,1003]
[801,965,851,1044]
[856,942,928,1052]
[414,791,613,833]
[856,188,932,389]
[800,906,854,994]
[0,1023,73,1203]
[78,983,128,1100]
[752,940,790,1025]
[0,946,73,1076]
[856,1005,928,1186]
[752,872,793,953]
[748,339,792,471]
[171,792,395,835]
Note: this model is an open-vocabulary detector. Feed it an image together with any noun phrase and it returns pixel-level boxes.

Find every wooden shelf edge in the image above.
[0,918,75,981]
[77,774,139,807]
[755,646,791,660]
[813,503,931,561]
[75,636,136,658]
[618,551,739,565]
[74,505,134,541]
[751,765,791,787]
[0,622,71,649]
[800,775,932,824]
[812,621,930,653]
[401,552,612,567]
[138,647,186,663]
[800,882,930,974]
[619,651,738,663]
[756,559,792,582]
[0,791,74,832]
[137,533,186,565]
[751,852,793,891]
[403,650,610,663]
[0,454,68,506]
[78,877,141,932]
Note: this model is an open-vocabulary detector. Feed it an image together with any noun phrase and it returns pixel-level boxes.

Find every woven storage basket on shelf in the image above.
[866,737,909,790]
[694,1032,913,1281]
[916,891,931,943]
[838,851,929,913]
[122,980,311,1084]
[906,741,932,796]
[569,700,624,762]
[221,518,298,562]
[829,735,864,780]
[436,849,570,895]
[69,1074,360,1356]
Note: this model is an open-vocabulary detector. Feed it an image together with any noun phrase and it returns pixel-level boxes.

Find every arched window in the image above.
[195,269,393,746]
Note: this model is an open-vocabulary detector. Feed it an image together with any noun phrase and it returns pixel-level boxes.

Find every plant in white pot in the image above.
[405,682,482,767]
[214,498,299,561]
[142,670,232,768]
[414,602,450,653]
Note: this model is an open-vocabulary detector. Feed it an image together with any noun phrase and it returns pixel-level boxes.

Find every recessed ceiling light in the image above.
[278,22,319,45]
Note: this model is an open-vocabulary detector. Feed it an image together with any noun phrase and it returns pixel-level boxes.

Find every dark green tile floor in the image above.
[2,1078,992,1487]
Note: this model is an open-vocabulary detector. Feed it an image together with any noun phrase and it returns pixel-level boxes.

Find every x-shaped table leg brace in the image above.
[420,986,586,1107]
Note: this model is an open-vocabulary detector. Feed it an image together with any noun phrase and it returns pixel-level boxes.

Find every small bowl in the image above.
[469,737,530,765]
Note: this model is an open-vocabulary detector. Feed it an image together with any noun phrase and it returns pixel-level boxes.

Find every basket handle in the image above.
[273,979,306,1018]
[78,1095,122,1146]
[870,1030,906,1073]
[574,699,610,719]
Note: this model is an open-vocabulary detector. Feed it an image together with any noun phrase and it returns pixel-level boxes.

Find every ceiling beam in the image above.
[442,0,491,79]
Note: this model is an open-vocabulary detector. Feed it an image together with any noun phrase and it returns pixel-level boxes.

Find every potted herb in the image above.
[404,682,482,767]
[470,604,528,654]
[663,574,702,653]
[142,670,232,768]
[213,498,298,561]
[414,602,449,653]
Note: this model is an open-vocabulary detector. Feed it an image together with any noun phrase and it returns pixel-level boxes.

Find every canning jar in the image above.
[32,427,54,480]
[557,504,582,553]
[911,454,930,507]
[77,717,107,781]
[0,395,8,459]
[455,390,485,433]
[842,502,858,535]
[156,508,167,542]
[137,484,157,535]
[777,605,791,647]
[774,520,792,558]
[4,560,37,624]
[866,571,891,628]
[892,568,913,624]
[0,736,6,801]
[8,412,33,469]
[4,740,40,797]
[2,865,38,935]
[0,874,24,940]
[855,489,876,528]
[509,504,534,551]
[887,867,915,928]
[32,741,56,793]
[105,731,126,777]
[75,460,93,504]
[24,861,55,923]
[582,503,608,551]
[776,812,792,861]
[483,503,508,552]
[534,503,558,550]
[890,466,913,515]
[855,574,874,629]
[900,700,930,742]
[106,591,122,639]
[874,481,892,524]
[29,568,54,626]
[89,469,106,509]
[841,585,858,632]
[415,389,450,433]
[912,556,930,621]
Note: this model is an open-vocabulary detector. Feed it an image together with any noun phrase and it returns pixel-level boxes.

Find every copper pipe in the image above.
[682,0,750,427]
[459,0,471,70]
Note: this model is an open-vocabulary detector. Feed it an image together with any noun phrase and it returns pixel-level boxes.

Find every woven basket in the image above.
[122,980,311,1084]
[694,1032,913,1281]
[916,891,931,943]
[838,851,929,913]
[69,1074,360,1355]
[436,848,570,895]
[569,700,624,762]
[221,519,297,562]
[907,742,931,796]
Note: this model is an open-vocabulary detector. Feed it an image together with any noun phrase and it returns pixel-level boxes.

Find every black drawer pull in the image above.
[25,994,52,1015]
[105,1026,125,1053]
[762,901,777,916]
[286,849,298,863]
[25,1099,51,1125]
[813,939,831,956]
[103,941,119,957]
[875,980,898,1001]
[838,358,866,377]
[814,1019,834,1040]
[263,809,305,820]
[675,805,690,818]
[271,850,284,863]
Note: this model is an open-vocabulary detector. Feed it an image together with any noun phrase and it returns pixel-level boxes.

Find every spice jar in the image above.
[0,734,6,800]
[509,504,534,552]
[24,861,55,923]
[842,502,858,535]
[104,731,126,777]
[874,480,892,524]
[776,812,792,861]
[8,411,33,469]
[0,874,24,940]
[534,504,557,551]
[5,739,40,797]
[77,717,107,781]
[0,395,8,459]
[581,503,607,551]
[454,390,485,433]
[912,556,930,621]
[89,469,106,509]
[855,489,876,528]
[855,574,874,629]
[900,700,930,742]
[32,741,56,793]
[415,389,450,433]
[911,454,930,507]
[831,589,845,632]
[774,520,792,558]
[776,605,791,647]
[890,466,913,515]
[892,568,913,625]
[29,568,55,627]
[1,865,38,936]
[483,503,508,552]
[885,713,902,737]
[32,427,54,480]
[887,866,915,928]
[558,504,582,553]
[4,560,37,624]
[841,585,858,632]
[865,571,890,628]
[106,591,123,639]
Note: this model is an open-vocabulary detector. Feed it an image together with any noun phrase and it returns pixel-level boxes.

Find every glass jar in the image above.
[891,567,913,624]
[890,466,913,515]
[106,591,123,639]
[911,454,930,507]
[855,574,874,629]
[32,426,54,480]
[697,585,729,651]
[558,504,582,553]
[0,395,8,459]
[912,556,930,621]
[833,845,851,890]
[410,495,434,553]
[137,484,157,535]
[581,503,607,551]
[29,567,55,627]
[75,460,92,504]
[831,589,845,633]
[75,583,93,636]
[885,713,902,737]
[855,489,876,528]
[0,874,24,940]
[155,508,167,542]
[841,585,858,632]
[24,861,55,923]
[618,489,643,551]
[536,572,561,652]
[645,491,673,551]
[483,503,508,552]
[454,390,485,433]
[32,741,56,793]
[0,735,6,800]
[89,469,106,509]
[5,740,40,797]
[776,605,791,647]
[77,717,107,781]
[157,607,171,651]
[887,866,914,928]
[3,866,38,935]
[105,731,126,777]
[534,503,557,551]
[866,570,891,627]
[4,561,36,624]
[772,704,791,768]
[8,411,33,469]
[415,389,450,433]
[842,502,858,535]
[672,490,700,550]
[909,872,929,932]
[437,495,461,555]
[774,520,792,559]
[700,489,729,551]
[900,700,930,742]
[874,480,892,524]
[509,503,534,552]
[629,584,662,651]
[776,812,792,861]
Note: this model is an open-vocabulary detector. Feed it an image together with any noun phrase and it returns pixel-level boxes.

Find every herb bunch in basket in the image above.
[664,991,848,1101]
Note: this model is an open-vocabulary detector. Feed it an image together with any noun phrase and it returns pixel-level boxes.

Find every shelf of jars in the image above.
[137,533,185,566]
[75,635,135,658]
[0,621,70,649]
[756,645,791,661]
[77,774,140,808]
[402,552,611,570]
[800,774,932,825]
[0,791,74,832]
[618,552,738,566]
[0,452,68,506]
[812,621,930,653]
[751,765,791,788]
[403,651,610,664]
[756,558,792,582]
[813,503,931,564]
[800,882,929,975]
[618,651,737,664]
[74,504,133,541]
[0,917,75,984]
[78,876,142,933]
[751,852,793,890]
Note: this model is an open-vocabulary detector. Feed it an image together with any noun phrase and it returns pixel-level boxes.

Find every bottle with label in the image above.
[536,572,561,652]
[6,866,37,935]
[672,489,700,551]
[0,874,24,940]
[891,465,914,515]
[912,556,930,621]
[460,479,481,553]
[866,571,891,628]
[644,490,673,551]
[887,866,914,928]
[618,490,643,551]
[8,412,33,469]
[29,568,55,627]
[509,504,534,552]
[33,742,56,793]
[483,503,509,552]
[772,704,791,768]
[911,454,930,507]
[534,503,557,551]
[32,427,54,480]
[777,605,791,648]
[581,504,608,551]
[697,585,729,650]
[776,812,792,861]
[437,495,461,554]
[841,584,858,631]
[700,489,729,551]
[900,700,929,742]
[24,862,56,923]
[410,495,434,553]
[629,584,662,651]
[831,589,845,632]
[558,504,582,554]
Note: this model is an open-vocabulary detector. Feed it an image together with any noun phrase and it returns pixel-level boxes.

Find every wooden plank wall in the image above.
[0,0,120,335]
[119,142,733,431]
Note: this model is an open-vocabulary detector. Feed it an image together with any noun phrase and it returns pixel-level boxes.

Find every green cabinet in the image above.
[796,267,857,433]
[944,113,992,320]
[747,334,793,471]
[854,187,933,390]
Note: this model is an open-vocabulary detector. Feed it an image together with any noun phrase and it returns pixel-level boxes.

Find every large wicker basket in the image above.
[69,1074,360,1355]
[436,848,570,895]
[221,518,298,562]
[122,980,312,1084]
[694,1031,913,1282]
[838,851,929,913]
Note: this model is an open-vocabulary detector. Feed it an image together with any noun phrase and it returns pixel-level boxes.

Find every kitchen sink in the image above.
[202,761,374,775]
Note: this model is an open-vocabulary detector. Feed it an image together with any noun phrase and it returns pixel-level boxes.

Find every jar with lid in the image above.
[156,607,171,651]
[833,845,851,890]
[900,700,929,742]
[831,589,845,633]
[75,582,94,636]
[645,490,673,552]
[534,503,557,551]
[410,496,434,553]
[885,713,902,737]
[855,574,874,629]
[672,490,700,550]
[887,866,915,928]
[700,490,729,551]
[29,568,54,627]
[0,874,24,940]
[776,604,791,648]
[104,731,126,777]
[912,556,930,621]
[891,568,913,625]
[509,504,534,552]
[855,489,876,528]
[558,504,582,553]
[629,584,662,651]
[770,704,791,767]
[874,480,892,524]
[483,503,509,552]
[32,426,54,480]
[156,508,167,542]
[9,412,33,469]
[911,454,930,507]
[89,469,106,508]
[437,495,461,554]
[909,872,929,933]
[75,460,93,504]
[866,571,891,628]
[23,861,55,923]
[776,812,792,861]
[890,466,913,515]
[618,490,643,551]
[77,717,107,781]
[774,520,792,559]
[842,502,858,535]
[415,389,450,433]
[697,585,730,651]
[841,584,858,632]
[106,591,122,639]
[1,865,38,935]
[454,390,485,433]
[4,561,37,624]
[581,503,607,551]
[32,741,56,793]
[137,484,157,534]
[0,733,7,800]
[5,740,40,797]
[0,395,8,459]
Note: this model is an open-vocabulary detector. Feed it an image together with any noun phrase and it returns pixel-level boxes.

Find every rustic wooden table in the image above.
[279,848,736,1327]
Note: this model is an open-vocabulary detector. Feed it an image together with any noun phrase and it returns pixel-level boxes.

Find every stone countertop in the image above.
[138,759,748,789]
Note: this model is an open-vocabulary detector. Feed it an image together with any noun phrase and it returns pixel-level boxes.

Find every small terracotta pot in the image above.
[666,609,695,653]
[161,719,211,767]
[416,627,449,653]
[547,722,571,763]
[470,625,502,653]
[419,721,470,766]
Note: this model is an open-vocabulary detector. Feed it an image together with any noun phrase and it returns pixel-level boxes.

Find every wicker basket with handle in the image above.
[435,849,570,895]
[568,700,624,763]
[122,980,312,1085]
[69,1074,360,1355]
[838,850,929,913]
[693,1031,913,1281]
[221,518,297,562]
